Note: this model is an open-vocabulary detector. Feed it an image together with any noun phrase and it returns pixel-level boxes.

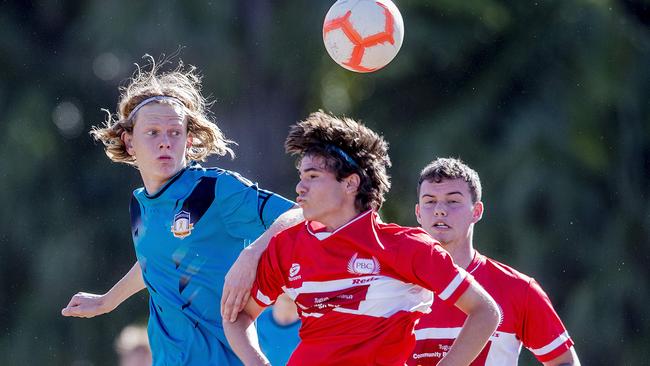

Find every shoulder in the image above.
[479,255,538,296]
[263,222,307,258]
[211,169,259,195]
[375,219,440,251]
[272,222,307,246]
[482,256,533,283]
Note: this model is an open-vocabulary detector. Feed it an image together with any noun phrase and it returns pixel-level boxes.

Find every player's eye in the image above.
[146,130,157,136]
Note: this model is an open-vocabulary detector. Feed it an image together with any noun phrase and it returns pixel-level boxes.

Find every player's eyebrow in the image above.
[298,167,324,174]
[420,191,465,199]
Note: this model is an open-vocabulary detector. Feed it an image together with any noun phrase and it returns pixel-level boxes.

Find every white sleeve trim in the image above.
[528,331,571,356]
[438,268,468,301]
[255,290,273,306]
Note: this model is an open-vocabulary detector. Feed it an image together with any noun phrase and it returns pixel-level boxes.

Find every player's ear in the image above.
[121,131,135,156]
[345,173,361,193]
[186,133,193,149]
[472,201,484,223]
[415,204,422,225]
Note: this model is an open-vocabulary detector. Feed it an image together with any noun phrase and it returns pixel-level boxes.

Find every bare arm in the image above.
[61,261,146,318]
[221,207,303,322]
[438,280,500,366]
[224,298,270,366]
[543,347,580,366]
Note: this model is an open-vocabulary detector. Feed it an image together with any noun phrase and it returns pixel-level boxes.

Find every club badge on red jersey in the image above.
[171,210,194,239]
[347,253,381,275]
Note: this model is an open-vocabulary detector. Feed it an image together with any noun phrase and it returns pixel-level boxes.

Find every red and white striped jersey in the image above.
[408,252,574,366]
[251,211,472,366]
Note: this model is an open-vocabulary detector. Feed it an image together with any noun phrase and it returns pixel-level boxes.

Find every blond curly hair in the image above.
[90,56,235,165]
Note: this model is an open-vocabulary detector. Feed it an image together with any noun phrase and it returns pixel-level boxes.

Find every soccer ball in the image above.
[323,0,404,73]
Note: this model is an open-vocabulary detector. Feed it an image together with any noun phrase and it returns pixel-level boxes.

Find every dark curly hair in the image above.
[285,110,391,212]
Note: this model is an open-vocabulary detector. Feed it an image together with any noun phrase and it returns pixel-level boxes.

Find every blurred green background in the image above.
[1,0,649,365]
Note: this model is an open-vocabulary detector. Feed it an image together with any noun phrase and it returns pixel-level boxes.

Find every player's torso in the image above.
[131,169,247,325]
[277,215,433,365]
[409,257,525,366]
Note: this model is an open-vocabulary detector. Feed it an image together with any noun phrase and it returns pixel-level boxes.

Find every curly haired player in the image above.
[224,111,500,366]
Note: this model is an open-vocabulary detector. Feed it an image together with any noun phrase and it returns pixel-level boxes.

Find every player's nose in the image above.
[159,134,171,149]
[296,180,307,195]
[433,203,447,216]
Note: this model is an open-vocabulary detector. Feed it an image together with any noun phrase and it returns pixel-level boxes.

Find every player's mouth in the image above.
[432,221,451,230]
[158,155,173,161]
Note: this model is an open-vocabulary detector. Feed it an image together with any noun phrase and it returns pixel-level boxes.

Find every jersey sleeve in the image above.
[396,231,471,305]
[250,235,286,307]
[217,171,295,240]
[521,278,574,362]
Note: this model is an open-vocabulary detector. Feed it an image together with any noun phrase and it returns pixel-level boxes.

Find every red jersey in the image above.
[251,211,472,366]
[408,252,574,366]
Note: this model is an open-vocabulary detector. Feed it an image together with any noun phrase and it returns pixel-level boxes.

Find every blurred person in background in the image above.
[115,324,152,366]
[409,157,580,366]
[61,57,302,365]
[256,293,301,366]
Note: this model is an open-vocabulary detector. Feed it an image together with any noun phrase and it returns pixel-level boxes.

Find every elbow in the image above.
[486,297,501,331]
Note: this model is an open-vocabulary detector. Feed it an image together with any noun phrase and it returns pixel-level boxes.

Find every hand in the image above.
[221,249,257,322]
[61,292,114,318]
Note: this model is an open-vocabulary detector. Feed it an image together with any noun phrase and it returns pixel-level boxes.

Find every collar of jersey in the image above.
[305,210,373,241]
[466,250,485,274]
[142,162,200,199]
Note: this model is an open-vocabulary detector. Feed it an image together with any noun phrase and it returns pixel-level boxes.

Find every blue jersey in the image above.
[256,308,301,366]
[129,164,294,365]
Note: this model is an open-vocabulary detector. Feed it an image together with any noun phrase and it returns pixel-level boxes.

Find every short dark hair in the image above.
[285,111,391,212]
[417,158,482,203]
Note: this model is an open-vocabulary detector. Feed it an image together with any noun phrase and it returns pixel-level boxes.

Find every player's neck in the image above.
[443,236,475,269]
[141,175,167,195]
[140,166,185,195]
[317,206,362,232]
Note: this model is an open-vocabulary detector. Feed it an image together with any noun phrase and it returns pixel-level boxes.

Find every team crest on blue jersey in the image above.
[347,253,381,275]
[171,210,194,239]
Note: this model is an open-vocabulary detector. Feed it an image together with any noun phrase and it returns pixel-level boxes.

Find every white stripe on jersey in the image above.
[438,269,468,301]
[414,327,522,365]
[415,326,463,340]
[300,311,324,318]
[277,275,433,318]
[528,331,571,357]
[256,290,273,306]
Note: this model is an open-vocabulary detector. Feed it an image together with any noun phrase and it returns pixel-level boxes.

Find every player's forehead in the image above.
[419,178,471,197]
[133,102,186,127]
[298,154,330,173]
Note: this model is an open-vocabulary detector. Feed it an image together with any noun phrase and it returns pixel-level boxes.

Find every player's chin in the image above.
[429,231,450,244]
[301,207,317,221]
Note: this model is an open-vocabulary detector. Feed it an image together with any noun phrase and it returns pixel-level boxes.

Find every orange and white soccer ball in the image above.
[323,0,404,73]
